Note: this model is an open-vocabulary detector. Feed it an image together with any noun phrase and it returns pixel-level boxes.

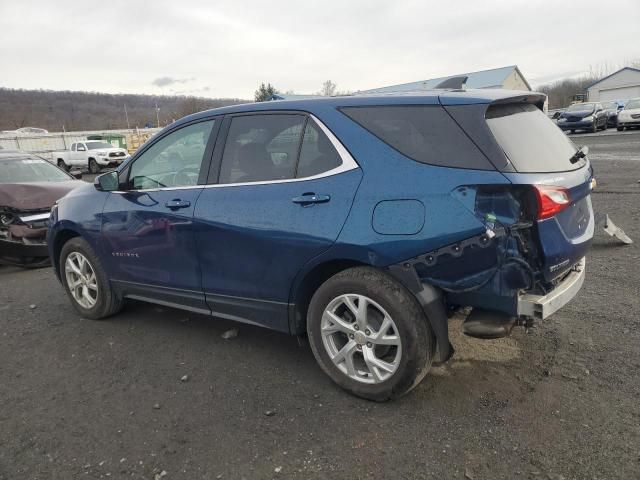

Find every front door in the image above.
[72,143,86,166]
[194,113,362,331]
[101,119,217,313]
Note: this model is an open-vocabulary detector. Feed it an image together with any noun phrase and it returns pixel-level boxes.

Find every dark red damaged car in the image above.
[0,150,83,267]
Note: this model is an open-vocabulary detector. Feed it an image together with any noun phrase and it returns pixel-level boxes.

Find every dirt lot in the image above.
[1,132,639,480]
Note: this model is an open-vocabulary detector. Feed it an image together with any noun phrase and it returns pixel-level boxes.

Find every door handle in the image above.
[165,199,191,210]
[291,193,330,206]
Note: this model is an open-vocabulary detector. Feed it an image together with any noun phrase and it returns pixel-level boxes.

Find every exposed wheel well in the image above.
[289,259,367,335]
[52,230,80,279]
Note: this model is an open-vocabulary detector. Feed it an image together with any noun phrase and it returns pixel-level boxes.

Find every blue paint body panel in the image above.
[48,88,593,334]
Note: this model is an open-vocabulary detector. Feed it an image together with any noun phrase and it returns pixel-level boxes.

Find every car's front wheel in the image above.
[307,267,435,401]
[60,237,123,319]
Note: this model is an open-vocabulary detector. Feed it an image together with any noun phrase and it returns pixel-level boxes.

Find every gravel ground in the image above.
[1,132,639,480]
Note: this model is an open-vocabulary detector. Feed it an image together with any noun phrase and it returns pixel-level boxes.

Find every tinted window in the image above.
[218,114,305,184]
[0,157,72,183]
[341,105,494,170]
[296,120,341,178]
[129,120,214,189]
[486,103,582,173]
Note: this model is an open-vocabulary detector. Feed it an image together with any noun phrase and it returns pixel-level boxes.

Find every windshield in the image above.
[486,103,585,173]
[624,99,640,109]
[86,142,113,150]
[0,157,72,183]
[567,103,595,112]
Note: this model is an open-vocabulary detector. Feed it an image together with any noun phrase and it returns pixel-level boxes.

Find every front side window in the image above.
[218,114,305,184]
[129,120,214,190]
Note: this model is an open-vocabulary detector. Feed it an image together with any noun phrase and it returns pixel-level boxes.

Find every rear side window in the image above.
[486,103,583,173]
[218,114,305,184]
[340,105,494,170]
[296,120,341,178]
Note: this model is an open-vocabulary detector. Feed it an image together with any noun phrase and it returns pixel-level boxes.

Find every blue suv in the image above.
[48,90,593,400]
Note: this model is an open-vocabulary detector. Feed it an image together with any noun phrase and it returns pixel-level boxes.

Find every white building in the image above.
[586,67,640,103]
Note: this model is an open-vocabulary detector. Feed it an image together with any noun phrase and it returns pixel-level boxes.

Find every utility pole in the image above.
[155,103,160,128]
[124,103,131,130]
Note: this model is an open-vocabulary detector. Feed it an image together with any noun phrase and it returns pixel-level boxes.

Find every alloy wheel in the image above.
[64,252,99,309]
[321,294,402,384]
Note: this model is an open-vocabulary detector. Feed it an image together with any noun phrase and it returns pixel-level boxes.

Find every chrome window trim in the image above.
[114,114,359,194]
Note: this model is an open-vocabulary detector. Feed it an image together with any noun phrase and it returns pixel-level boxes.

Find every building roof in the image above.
[586,67,640,90]
[361,65,530,94]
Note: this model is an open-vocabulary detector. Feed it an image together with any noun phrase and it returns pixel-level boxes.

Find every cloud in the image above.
[152,76,196,88]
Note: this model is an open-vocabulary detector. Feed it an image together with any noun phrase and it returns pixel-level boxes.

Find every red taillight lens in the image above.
[534,185,571,219]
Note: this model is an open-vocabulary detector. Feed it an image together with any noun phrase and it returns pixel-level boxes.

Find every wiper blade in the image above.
[569,145,589,164]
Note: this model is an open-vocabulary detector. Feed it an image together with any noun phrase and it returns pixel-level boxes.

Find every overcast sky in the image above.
[1,0,639,99]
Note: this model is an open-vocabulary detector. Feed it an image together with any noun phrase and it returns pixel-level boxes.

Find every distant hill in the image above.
[0,87,248,132]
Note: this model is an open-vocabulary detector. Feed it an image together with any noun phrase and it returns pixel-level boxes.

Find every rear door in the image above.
[193,112,362,332]
[72,142,87,166]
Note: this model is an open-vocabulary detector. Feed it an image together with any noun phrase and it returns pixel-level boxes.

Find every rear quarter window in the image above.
[486,103,583,173]
[340,105,495,170]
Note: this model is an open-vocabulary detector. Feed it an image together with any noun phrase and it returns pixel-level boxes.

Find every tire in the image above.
[88,158,100,174]
[59,237,124,320]
[617,126,624,131]
[57,159,69,171]
[307,266,435,401]
[591,122,597,133]
[570,130,575,134]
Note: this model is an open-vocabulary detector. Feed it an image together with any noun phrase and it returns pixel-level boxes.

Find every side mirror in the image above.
[70,170,83,179]
[94,170,120,192]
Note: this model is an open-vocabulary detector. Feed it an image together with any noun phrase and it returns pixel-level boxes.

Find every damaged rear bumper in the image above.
[517,257,586,320]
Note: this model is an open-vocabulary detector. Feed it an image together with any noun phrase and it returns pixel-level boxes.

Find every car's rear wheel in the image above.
[60,237,123,319]
[57,159,69,171]
[307,267,435,401]
[88,158,100,174]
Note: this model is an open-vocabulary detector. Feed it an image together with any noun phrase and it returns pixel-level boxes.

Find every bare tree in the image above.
[319,80,337,96]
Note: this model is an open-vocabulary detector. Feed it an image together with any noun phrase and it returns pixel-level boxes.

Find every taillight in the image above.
[533,185,571,219]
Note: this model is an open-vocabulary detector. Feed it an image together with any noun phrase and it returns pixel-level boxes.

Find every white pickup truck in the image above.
[53,140,130,173]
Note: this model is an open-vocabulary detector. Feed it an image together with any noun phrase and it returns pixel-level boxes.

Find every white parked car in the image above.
[52,140,130,173]
[617,98,640,131]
